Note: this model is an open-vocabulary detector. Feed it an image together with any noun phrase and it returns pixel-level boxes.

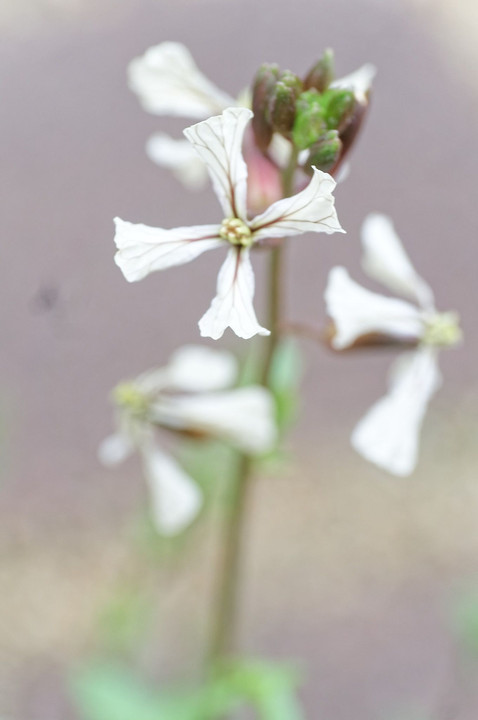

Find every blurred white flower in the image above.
[129,42,243,188]
[115,107,343,340]
[145,133,209,190]
[99,345,277,534]
[325,213,461,476]
[128,42,235,119]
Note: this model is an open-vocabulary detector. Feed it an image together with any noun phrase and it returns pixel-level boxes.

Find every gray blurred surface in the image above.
[1,0,478,717]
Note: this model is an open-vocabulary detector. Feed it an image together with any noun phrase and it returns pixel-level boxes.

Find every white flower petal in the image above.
[331,63,377,102]
[199,248,270,340]
[235,85,252,110]
[325,266,424,349]
[146,134,209,189]
[98,433,134,466]
[142,446,202,535]
[268,133,293,169]
[361,214,435,310]
[251,167,344,240]
[352,347,442,476]
[114,217,223,282]
[334,161,351,184]
[133,367,170,395]
[156,386,277,455]
[183,107,252,220]
[128,42,234,119]
[164,345,238,391]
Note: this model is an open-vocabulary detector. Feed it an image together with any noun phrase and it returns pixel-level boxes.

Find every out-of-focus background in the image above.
[1,0,478,717]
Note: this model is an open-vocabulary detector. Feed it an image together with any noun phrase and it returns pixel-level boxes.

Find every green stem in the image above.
[207,144,298,671]
[260,244,282,385]
[261,145,299,384]
[207,453,251,666]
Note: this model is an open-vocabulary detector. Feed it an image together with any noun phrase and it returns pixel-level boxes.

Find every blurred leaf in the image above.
[216,658,305,720]
[238,344,262,386]
[71,663,244,720]
[71,664,168,720]
[452,588,478,657]
[268,339,303,434]
[71,658,304,720]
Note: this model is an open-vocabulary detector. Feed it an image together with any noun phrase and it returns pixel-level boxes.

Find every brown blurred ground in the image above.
[1,0,478,717]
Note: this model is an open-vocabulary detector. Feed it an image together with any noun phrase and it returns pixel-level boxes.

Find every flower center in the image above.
[113,382,150,418]
[219,217,253,247]
[422,311,462,347]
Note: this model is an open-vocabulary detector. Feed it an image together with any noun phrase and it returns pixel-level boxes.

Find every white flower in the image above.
[99,345,277,534]
[128,42,235,119]
[129,42,240,188]
[325,213,461,476]
[115,107,344,340]
[145,134,209,190]
[351,347,442,476]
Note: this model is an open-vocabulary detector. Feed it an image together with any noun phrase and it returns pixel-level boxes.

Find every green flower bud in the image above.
[292,91,326,150]
[323,89,356,130]
[304,49,335,92]
[252,63,280,150]
[307,130,342,172]
[338,100,367,157]
[267,71,302,134]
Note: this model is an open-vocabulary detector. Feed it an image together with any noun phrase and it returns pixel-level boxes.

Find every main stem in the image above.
[208,148,298,669]
[207,452,251,665]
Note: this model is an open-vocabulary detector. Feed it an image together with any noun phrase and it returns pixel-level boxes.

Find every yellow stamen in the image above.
[219,217,253,247]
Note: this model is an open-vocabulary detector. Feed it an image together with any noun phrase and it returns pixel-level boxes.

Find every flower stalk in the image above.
[207,148,300,670]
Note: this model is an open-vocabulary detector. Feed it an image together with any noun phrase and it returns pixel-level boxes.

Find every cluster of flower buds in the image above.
[251,50,374,175]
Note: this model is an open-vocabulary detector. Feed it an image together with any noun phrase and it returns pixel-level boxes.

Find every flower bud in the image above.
[338,98,367,157]
[324,89,355,131]
[267,70,302,134]
[251,63,280,150]
[292,91,326,150]
[304,49,334,92]
[307,130,342,172]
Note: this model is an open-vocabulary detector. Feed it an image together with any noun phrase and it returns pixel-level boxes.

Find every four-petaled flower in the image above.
[99,345,277,535]
[115,106,344,340]
[325,213,462,477]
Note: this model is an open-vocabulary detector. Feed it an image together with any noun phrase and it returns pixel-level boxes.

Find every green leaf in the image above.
[236,660,303,720]
[71,659,305,720]
[71,665,169,720]
[452,588,478,657]
[215,658,305,720]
